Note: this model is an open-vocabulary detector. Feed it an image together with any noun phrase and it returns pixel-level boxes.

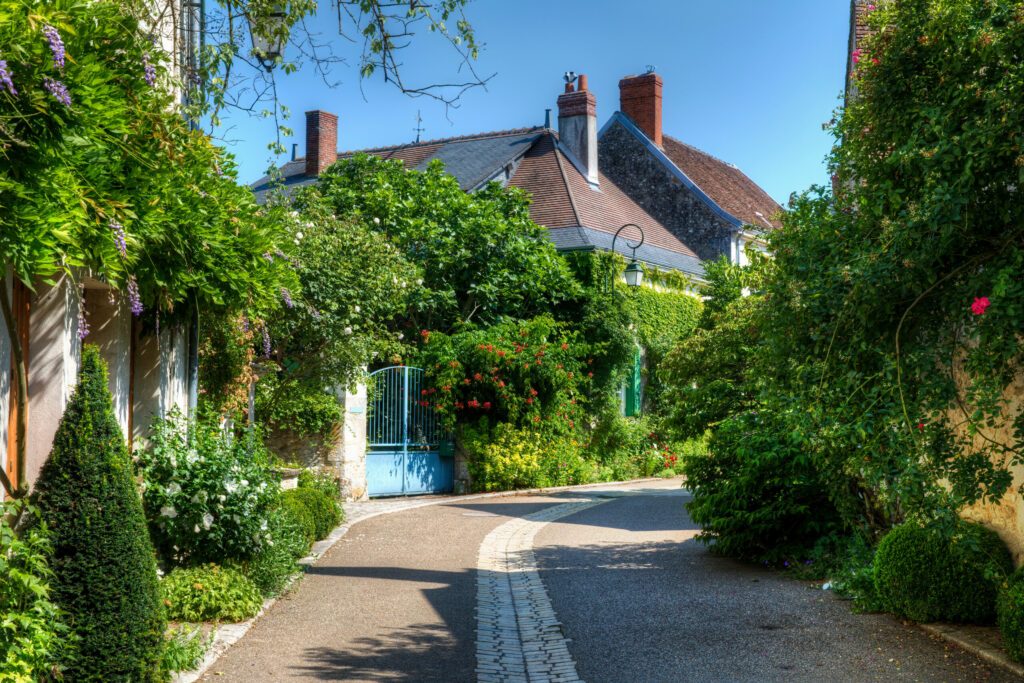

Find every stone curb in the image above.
[919,623,1024,678]
[173,476,671,682]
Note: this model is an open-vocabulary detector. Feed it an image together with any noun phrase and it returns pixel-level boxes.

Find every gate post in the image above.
[331,371,368,501]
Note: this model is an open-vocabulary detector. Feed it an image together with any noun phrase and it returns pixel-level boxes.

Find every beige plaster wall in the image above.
[25,278,80,488]
[83,287,131,438]
[132,324,189,443]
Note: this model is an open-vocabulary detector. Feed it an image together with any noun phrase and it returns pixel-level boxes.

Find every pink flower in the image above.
[867,3,876,10]
[971,296,990,316]
[852,49,861,64]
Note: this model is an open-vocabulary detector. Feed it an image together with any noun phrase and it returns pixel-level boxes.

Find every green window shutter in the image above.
[625,346,642,417]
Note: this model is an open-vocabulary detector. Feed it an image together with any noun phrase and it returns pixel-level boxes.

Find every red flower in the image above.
[442,385,452,392]
[587,372,593,378]
[532,415,541,423]
[971,296,990,316]
[530,388,538,396]
[463,378,471,385]
[526,397,534,405]
[497,350,506,357]
[561,343,569,350]
[483,402,492,410]
[421,389,428,396]
[449,360,459,368]
[421,329,431,339]
[474,373,483,381]
[468,399,480,408]
[917,422,925,430]
[497,381,505,388]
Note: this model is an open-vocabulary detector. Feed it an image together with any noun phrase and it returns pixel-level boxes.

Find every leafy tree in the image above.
[0,0,297,496]
[257,190,417,433]
[313,154,581,332]
[33,347,165,681]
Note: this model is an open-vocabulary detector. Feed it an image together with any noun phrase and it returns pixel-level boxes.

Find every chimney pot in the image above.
[619,72,663,147]
[305,110,338,176]
[577,74,588,91]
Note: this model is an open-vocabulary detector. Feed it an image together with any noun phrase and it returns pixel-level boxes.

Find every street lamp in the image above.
[609,223,645,292]
[248,5,288,72]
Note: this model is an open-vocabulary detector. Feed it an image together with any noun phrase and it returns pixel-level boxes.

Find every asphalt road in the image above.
[201,479,1019,682]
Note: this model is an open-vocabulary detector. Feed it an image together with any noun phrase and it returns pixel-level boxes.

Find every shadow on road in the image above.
[443,485,693,534]
[291,623,461,681]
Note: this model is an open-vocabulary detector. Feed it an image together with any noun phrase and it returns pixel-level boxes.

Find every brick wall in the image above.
[305,110,338,177]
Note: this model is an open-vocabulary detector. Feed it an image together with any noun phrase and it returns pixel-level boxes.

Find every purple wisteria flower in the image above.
[263,252,274,261]
[110,219,127,258]
[43,77,71,107]
[0,59,17,96]
[42,25,65,70]
[126,275,143,316]
[241,316,250,333]
[142,53,156,87]
[76,309,90,340]
[261,325,271,358]
[280,287,293,308]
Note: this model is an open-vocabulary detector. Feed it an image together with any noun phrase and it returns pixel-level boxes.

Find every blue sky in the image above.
[221,1,850,205]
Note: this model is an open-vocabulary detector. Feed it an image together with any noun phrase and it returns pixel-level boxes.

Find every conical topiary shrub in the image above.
[33,345,166,681]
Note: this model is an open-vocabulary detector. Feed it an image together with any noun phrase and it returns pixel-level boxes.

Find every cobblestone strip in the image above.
[476,498,606,683]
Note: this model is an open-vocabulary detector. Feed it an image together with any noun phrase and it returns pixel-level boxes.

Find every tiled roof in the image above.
[660,135,782,230]
[250,121,773,278]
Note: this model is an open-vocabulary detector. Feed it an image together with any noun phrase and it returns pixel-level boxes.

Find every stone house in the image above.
[253,71,781,498]
[254,71,781,281]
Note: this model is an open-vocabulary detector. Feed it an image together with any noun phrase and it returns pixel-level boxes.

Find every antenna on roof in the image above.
[563,71,577,86]
[645,64,657,74]
[413,110,425,143]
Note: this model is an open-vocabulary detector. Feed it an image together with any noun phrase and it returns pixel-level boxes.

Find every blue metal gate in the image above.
[366,366,453,497]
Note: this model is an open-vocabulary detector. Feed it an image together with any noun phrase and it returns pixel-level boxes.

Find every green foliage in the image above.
[998,570,1024,663]
[873,521,1012,624]
[33,346,165,681]
[314,154,581,331]
[417,315,590,434]
[758,0,1024,534]
[660,295,762,441]
[588,414,675,480]
[160,626,209,676]
[258,191,415,433]
[137,413,279,566]
[282,488,341,541]
[0,0,297,327]
[623,285,702,410]
[298,468,341,501]
[278,492,316,548]
[681,409,841,564]
[462,423,595,492]
[161,565,263,623]
[231,509,309,597]
[0,501,71,682]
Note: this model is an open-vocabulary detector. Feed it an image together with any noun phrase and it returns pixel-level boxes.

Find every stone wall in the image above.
[599,120,734,263]
[954,370,1024,566]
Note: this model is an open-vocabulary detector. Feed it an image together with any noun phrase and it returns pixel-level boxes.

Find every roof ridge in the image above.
[332,126,544,159]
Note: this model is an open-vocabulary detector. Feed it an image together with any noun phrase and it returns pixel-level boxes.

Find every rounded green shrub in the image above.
[33,346,166,680]
[232,509,309,597]
[874,520,1012,623]
[278,492,316,548]
[998,570,1024,663]
[283,488,341,540]
[161,564,263,623]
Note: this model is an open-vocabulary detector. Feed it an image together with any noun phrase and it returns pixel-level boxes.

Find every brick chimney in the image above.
[619,72,663,147]
[557,73,599,185]
[305,110,338,176]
